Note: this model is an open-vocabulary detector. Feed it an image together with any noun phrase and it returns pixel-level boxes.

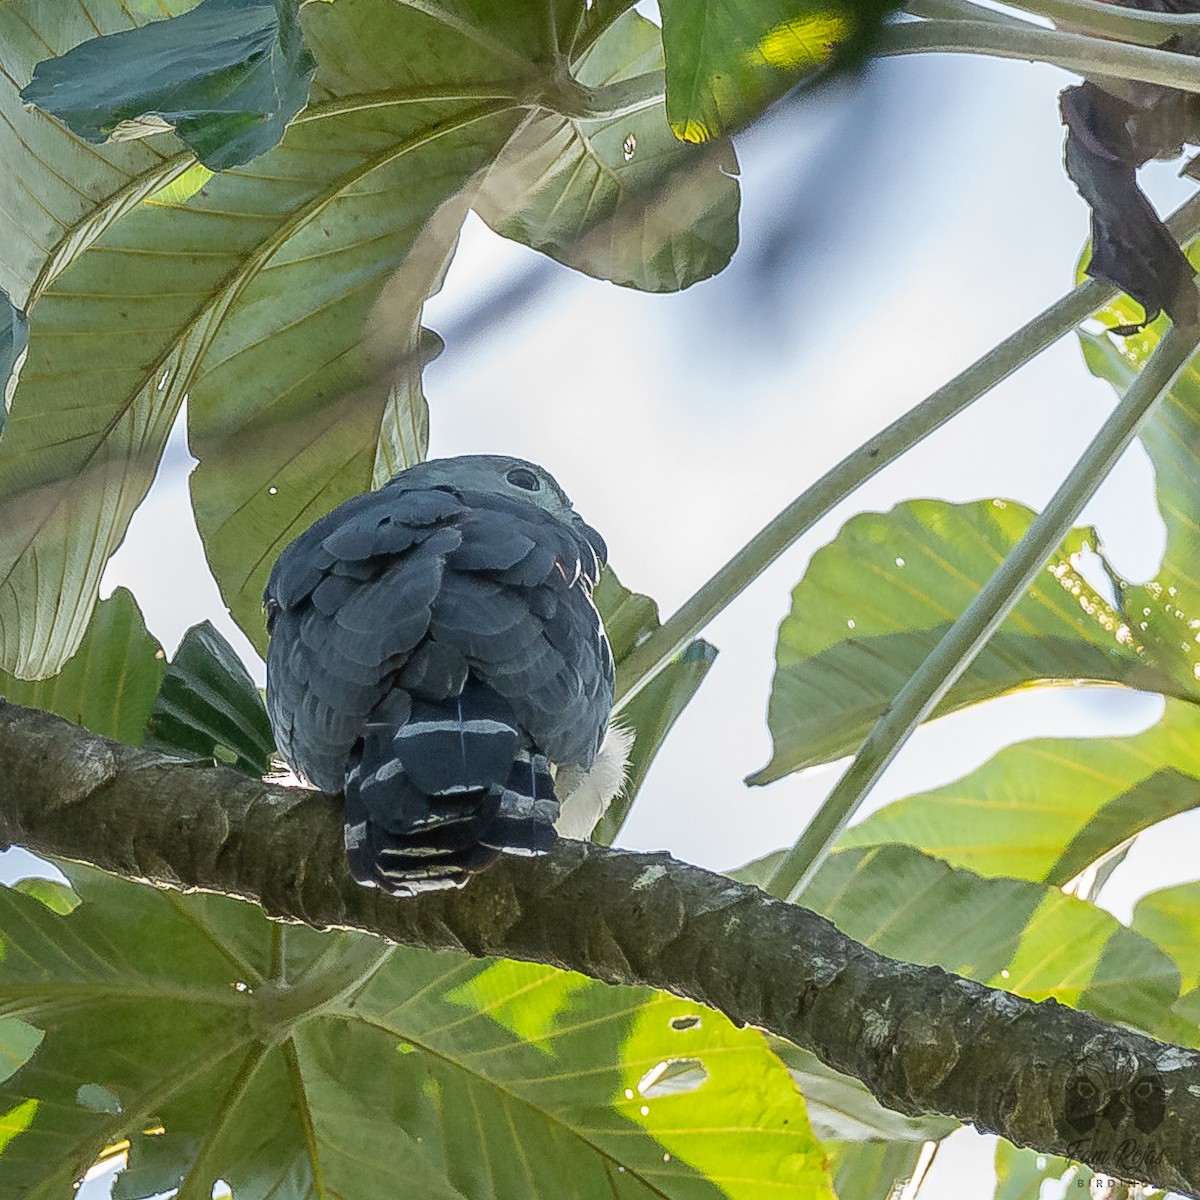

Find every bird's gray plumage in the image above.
[264,454,614,894]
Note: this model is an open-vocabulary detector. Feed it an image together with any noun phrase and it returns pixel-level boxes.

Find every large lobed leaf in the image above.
[769,1039,954,1145]
[769,312,1200,939]
[2,0,740,681]
[0,587,163,747]
[477,9,740,291]
[0,865,830,1200]
[753,498,1200,785]
[840,697,1200,887]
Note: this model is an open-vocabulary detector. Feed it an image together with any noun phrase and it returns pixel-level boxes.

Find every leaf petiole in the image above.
[614,191,1200,712]
[878,18,1200,92]
[764,317,1200,901]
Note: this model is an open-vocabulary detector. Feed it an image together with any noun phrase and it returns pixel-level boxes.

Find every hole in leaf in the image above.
[81,1137,129,1184]
[669,1015,700,1031]
[76,1083,122,1114]
[637,1058,708,1097]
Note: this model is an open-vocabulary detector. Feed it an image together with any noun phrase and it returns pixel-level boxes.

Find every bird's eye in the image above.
[506,467,540,492]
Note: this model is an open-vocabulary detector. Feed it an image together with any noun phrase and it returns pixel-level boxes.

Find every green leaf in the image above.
[0,0,199,310]
[74,1083,123,1115]
[596,568,662,665]
[0,0,212,680]
[0,864,829,1199]
[21,0,316,171]
[0,587,164,745]
[839,697,1200,886]
[1080,238,1200,615]
[476,9,740,291]
[1166,982,1200,1048]
[752,498,1200,785]
[0,1022,43,1089]
[0,295,26,436]
[11,879,80,917]
[768,1039,954,1143]
[147,162,216,207]
[658,0,893,142]
[145,622,275,775]
[801,845,1180,1034]
[827,1140,929,1200]
[364,194,466,490]
[1132,881,1200,993]
[725,848,786,889]
[993,1140,1075,1200]
[594,569,716,843]
[369,327,438,489]
[603,641,717,841]
[2,0,745,676]
[0,0,526,678]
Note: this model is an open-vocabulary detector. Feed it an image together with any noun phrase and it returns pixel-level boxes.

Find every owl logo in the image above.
[1060,1046,1165,1139]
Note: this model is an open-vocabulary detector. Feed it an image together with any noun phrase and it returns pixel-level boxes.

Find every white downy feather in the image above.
[553,724,635,839]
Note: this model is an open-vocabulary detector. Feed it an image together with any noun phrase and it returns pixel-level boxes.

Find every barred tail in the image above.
[343,684,560,895]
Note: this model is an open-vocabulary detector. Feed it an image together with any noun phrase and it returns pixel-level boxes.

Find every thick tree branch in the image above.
[1,699,1197,1194]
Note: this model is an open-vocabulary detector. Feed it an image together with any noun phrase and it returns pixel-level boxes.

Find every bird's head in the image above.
[386,454,607,569]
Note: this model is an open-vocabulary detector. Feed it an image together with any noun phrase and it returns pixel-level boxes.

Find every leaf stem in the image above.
[877,18,1200,91]
[984,0,1200,46]
[547,69,666,118]
[764,318,1200,901]
[902,0,1030,28]
[256,938,391,1031]
[905,0,1200,47]
[614,191,1200,711]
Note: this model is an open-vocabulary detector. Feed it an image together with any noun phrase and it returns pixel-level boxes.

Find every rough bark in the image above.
[0,699,1197,1195]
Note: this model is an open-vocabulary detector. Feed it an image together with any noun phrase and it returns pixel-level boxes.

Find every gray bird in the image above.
[263,454,621,895]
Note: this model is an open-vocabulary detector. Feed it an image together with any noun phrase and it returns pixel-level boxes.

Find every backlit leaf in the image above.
[0,864,828,1199]
[840,698,1200,887]
[754,499,1200,784]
